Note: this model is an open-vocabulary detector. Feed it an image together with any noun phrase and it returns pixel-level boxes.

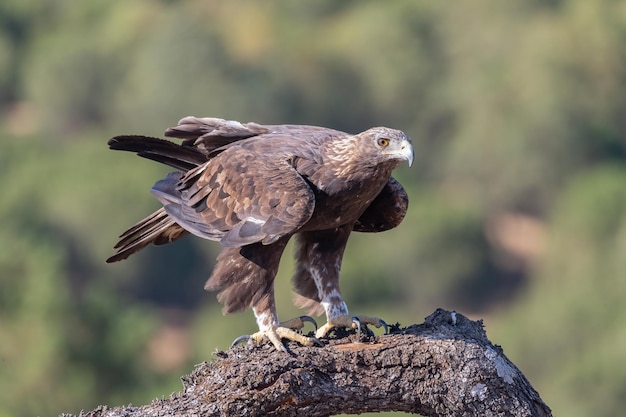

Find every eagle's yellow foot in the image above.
[231,316,321,352]
[316,315,388,339]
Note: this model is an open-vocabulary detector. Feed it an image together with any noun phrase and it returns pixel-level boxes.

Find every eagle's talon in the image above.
[230,334,251,348]
[276,342,289,354]
[379,319,389,335]
[300,315,318,331]
[361,325,375,338]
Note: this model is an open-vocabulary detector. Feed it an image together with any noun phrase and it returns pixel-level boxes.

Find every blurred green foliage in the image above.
[0,1,625,416]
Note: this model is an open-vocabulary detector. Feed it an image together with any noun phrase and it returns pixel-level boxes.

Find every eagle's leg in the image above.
[313,286,388,338]
[292,226,388,340]
[252,305,321,352]
[213,241,320,351]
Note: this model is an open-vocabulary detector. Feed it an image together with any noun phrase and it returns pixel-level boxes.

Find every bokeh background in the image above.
[1,1,625,416]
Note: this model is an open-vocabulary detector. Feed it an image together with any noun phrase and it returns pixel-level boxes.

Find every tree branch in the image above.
[68,309,552,417]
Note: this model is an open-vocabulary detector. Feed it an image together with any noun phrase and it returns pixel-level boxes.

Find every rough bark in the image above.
[66,309,552,417]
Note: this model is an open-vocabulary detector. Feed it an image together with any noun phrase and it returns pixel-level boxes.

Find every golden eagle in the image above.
[107,117,413,351]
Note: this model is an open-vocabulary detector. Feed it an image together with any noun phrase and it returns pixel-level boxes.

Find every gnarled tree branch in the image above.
[68,309,552,416]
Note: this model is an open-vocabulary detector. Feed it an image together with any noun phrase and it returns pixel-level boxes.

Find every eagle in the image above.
[106,117,413,351]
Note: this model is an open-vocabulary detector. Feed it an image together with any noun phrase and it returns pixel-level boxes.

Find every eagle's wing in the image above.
[164,116,270,155]
[353,177,409,233]
[105,118,336,262]
[151,142,316,248]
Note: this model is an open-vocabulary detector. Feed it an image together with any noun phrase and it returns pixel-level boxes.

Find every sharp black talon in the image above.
[311,337,323,347]
[380,319,389,335]
[351,316,362,338]
[230,335,251,349]
[300,315,318,331]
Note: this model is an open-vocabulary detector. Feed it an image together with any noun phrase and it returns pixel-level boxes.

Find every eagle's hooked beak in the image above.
[400,139,414,167]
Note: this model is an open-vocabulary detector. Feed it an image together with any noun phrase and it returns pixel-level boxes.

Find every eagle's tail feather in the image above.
[106,208,188,263]
[105,135,205,262]
[108,135,206,171]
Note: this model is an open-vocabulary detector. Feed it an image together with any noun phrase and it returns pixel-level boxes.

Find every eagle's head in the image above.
[323,126,413,181]
[362,127,414,168]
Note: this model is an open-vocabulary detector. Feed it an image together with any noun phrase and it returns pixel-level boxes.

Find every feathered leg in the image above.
[207,238,319,351]
[292,225,387,340]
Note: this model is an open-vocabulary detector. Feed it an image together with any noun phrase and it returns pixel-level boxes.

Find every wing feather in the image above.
[151,142,315,248]
[353,177,409,232]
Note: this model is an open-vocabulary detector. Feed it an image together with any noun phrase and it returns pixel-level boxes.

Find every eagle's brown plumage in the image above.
[107,117,413,350]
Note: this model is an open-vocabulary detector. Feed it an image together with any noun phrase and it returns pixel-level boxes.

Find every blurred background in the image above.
[1,1,625,416]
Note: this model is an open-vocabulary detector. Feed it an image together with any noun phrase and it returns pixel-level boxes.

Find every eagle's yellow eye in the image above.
[377,138,390,148]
